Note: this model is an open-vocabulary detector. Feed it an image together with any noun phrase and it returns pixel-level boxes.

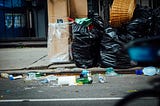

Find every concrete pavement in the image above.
[0,48,49,70]
[0,47,142,74]
[0,47,80,74]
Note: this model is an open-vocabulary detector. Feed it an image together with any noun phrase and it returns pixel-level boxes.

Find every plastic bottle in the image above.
[142,66,157,76]
[40,75,58,83]
[76,77,92,84]
[156,68,160,75]
[9,75,23,80]
[80,69,89,78]
[40,78,50,83]
[98,74,105,83]
[77,70,93,84]
[27,73,36,80]
[27,72,42,80]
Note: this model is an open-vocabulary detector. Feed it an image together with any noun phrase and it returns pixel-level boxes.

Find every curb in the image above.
[0,67,143,75]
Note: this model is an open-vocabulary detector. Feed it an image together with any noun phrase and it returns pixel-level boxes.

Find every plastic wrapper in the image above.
[48,23,70,63]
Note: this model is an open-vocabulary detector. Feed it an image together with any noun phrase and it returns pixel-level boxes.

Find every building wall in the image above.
[0,0,47,40]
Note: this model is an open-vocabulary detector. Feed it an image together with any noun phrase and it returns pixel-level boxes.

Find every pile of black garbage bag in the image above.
[71,5,160,69]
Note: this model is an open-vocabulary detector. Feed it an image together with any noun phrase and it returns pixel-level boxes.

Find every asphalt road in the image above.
[0,98,158,106]
[0,74,159,106]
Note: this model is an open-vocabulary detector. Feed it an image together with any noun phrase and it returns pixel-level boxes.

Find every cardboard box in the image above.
[70,0,88,18]
[48,0,70,23]
[48,0,88,21]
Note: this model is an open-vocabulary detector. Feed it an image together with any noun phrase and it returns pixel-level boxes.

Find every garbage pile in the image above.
[0,66,159,89]
[71,5,160,69]
[0,71,93,86]
[0,68,119,87]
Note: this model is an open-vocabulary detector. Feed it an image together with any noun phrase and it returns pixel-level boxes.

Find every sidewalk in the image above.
[0,47,141,74]
[0,48,49,70]
[0,47,78,74]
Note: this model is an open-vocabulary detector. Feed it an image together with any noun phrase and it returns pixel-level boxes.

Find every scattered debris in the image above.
[142,66,157,76]
[106,67,119,76]
[0,95,3,99]
[80,69,89,78]
[37,90,44,93]
[39,75,58,84]
[5,90,11,94]
[76,69,93,84]
[135,69,143,75]
[24,87,36,90]
[76,77,92,84]
[9,75,23,80]
[25,72,44,80]
[1,73,9,79]
[98,74,105,83]
[58,76,76,86]
[127,89,137,93]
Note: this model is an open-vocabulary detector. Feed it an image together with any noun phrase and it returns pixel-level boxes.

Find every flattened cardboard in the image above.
[70,0,88,18]
[48,0,70,23]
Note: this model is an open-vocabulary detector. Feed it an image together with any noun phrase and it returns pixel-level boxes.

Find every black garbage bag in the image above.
[100,40,120,67]
[133,5,153,20]
[99,27,128,68]
[91,15,105,30]
[118,33,135,43]
[126,18,152,38]
[116,49,133,68]
[72,40,95,68]
[71,15,105,68]
[89,28,103,65]
[72,24,94,68]
[129,5,160,37]
[100,27,133,68]
[152,7,160,36]
[71,22,102,68]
